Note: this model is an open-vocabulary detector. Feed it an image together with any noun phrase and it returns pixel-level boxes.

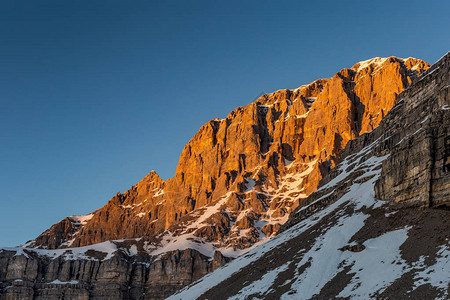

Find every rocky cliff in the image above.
[28,56,428,250]
[170,52,450,300]
[0,55,439,299]
[0,245,231,299]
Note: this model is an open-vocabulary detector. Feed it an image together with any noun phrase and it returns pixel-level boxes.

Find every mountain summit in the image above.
[29,56,428,251]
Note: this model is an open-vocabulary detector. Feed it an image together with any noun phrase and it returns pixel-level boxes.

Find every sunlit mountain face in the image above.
[2,53,449,300]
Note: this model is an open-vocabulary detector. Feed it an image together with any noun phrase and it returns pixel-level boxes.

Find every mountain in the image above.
[170,52,450,299]
[0,55,443,299]
[28,56,429,250]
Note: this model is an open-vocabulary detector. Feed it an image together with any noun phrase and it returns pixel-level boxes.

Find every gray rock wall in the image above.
[0,249,231,300]
[373,52,450,208]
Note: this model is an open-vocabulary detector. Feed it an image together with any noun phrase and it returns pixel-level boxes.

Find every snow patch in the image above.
[411,244,450,298]
[2,240,120,261]
[354,57,388,72]
[243,178,256,193]
[69,214,94,225]
[229,263,291,299]
[49,279,79,284]
[337,228,410,298]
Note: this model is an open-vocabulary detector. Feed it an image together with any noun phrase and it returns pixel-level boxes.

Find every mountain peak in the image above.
[352,56,429,73]
[352,56,390,71]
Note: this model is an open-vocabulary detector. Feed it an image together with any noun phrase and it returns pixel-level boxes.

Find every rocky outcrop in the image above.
[0,246,231,300]
[28,57,429,250]
[169,52,449,300]
[373,57,450,208]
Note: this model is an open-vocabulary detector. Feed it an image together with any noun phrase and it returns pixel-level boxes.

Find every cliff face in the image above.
[0,246,231,299]
[373,60,450,208]
[170,52,450,300]
[28,57,429,250]
[1,55,441,300]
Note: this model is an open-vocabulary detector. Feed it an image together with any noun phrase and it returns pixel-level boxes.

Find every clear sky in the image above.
[1,0,449,247]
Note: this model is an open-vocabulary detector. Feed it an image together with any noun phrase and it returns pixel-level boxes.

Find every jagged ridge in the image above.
[29,57,429,251]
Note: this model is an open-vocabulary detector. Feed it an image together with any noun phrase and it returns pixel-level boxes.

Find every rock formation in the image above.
[170,52,450,300]
[2,55,443,299]
[0,245,231,299]
[28,56,429,250]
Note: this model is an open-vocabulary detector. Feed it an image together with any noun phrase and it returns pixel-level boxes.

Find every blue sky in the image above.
[1,0,449,246]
